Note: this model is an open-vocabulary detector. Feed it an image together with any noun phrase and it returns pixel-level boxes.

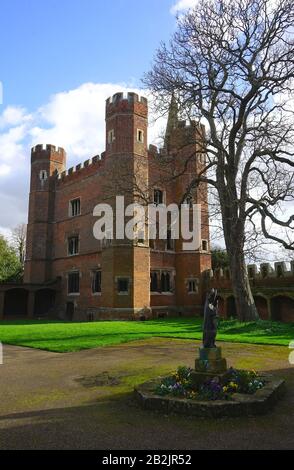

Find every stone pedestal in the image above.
[190,346,229,387]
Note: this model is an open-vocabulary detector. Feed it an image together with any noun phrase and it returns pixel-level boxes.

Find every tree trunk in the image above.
[218,173,259,322]
[229,249,259,321]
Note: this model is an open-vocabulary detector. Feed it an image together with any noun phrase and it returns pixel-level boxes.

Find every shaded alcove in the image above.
[3,288,29,317]
[65,302,75,321]
[271,296,294,322]
[254,295,269,320]
[34,289,56,317]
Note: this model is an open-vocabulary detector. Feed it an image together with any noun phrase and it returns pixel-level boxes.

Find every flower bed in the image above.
[154,366,265,401]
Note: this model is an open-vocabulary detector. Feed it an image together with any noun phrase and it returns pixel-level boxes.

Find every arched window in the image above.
[161,272,171,292]
[150,272,158,292]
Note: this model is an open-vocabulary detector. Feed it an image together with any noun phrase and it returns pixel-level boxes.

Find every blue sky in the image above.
[0,0,198,235]
[0,0,177,110]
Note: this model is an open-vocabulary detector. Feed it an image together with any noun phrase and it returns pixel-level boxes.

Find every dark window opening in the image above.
[154,189,163,205]
[68,272,80,294]
[161,272,171,292]
[150,272,159,292]
[70,198,81,217]
[202,240,208,251]
[68,236,79,255]
[117,278,129,293]
[188,279,197,293]
[137,129,144,143]
[92,270,101,293]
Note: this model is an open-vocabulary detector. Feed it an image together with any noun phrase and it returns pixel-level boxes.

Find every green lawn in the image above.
[0,317,293,352]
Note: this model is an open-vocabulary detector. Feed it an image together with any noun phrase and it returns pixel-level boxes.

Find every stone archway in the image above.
[271,296,294,322]
[3,288,29,317]
[254,295,269,320]
[34,289,56,317]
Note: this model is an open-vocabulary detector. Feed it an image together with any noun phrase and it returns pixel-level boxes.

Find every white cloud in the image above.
[170,0,199,14]
[0,82,166,234]
[0,106,32,129]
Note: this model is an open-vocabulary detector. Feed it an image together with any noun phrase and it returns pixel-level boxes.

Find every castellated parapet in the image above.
[207,261,294,281]
[56,154,105,185]
[31,144,66,165]
[105,92,148,119]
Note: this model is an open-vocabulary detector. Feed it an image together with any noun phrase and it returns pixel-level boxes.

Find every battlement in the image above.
[106,92,147,107]
[31,144,65,155]
[56,154,104,185]
[31,144,66,166]
[206,261,294,281]
[105,91,148,118]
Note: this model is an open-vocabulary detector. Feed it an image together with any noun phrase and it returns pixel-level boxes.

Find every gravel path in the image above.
[0,339,293,449]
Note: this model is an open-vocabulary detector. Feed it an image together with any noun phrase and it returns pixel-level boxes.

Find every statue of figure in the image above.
[203,288,219,348]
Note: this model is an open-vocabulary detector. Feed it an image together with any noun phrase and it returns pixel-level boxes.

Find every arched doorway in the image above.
[271,296,294,322]
[227,296,237,318]
[254,295,269,320]
[3,289,29,317]
[34,289,56,317]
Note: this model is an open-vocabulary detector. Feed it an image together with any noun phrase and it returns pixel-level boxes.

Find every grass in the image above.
[0,317,293,352]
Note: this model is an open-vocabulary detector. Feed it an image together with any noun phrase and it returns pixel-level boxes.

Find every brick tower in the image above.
[100,92,150,317]
[24,145,66,284]
[165,99,211,315]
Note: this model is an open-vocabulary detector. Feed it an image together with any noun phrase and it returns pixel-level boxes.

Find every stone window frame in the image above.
[137,128,144,143]
[115,276,131,296]
[67,270,80,296]
[150,269,175,295]
[108,129,115,144]
[186,277,199,295]
[150,270,160,293]
[39,169,48,181]
[69,198,81,218]
[67,235,79,256]
[201,239,209,252]
[91,269,102,295]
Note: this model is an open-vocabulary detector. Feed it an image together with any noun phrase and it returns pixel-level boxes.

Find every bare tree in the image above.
[144,0,294,321]
[11,223,27,266]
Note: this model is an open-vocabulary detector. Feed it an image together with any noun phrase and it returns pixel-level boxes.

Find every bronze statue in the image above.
[203,288,219,348]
